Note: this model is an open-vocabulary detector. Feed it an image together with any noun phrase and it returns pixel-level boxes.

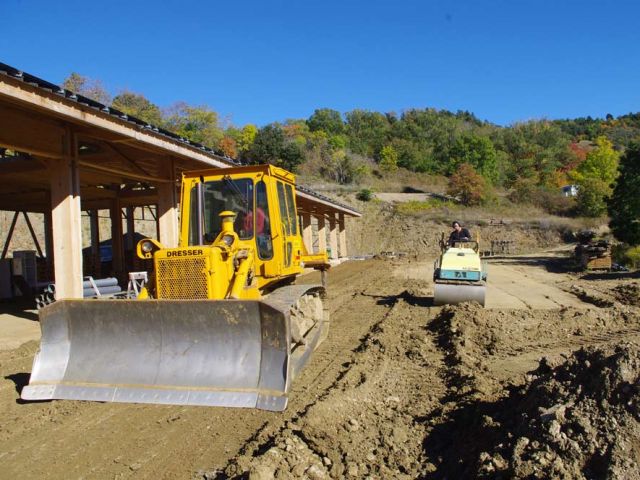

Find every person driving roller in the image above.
[448,221,471,245]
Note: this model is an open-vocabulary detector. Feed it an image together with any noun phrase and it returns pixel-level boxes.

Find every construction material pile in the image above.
[35,277,122,309]
[574,230,612,271]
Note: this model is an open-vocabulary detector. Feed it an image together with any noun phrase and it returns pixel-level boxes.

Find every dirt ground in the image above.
[1,250,639,479]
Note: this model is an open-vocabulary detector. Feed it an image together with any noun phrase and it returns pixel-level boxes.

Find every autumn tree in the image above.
[609,143,640,244]
[219,136,237,158]
[111,91,163,125]
[62,72,111,104]
[447,163,487,206]
[570,136,619,185]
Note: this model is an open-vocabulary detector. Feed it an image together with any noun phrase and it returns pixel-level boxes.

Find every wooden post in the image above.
[302,212,313,254]
[89,210,100,255]
[44,205,54,274]
[22,212,44,258]
[317,215,327,254]
[338,213,347,258]
[126,206,135,251]
[157,158,179,247]
[89,209,100,277]
[49,128,83,299]
[1,211,18,259]
[329,214,338,260]
[110,200,124,280]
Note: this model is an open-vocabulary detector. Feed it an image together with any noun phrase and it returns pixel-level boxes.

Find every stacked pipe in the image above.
[82,277,121,297]
[35,283,57,310]
[35,277,122,310]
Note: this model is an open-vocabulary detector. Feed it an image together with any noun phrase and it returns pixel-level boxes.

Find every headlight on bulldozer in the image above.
[222,234,234,246]
[136,238,164,259]
[141,240,154,253]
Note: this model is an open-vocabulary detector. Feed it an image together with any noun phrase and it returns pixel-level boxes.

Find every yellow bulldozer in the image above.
[22,164,331,411]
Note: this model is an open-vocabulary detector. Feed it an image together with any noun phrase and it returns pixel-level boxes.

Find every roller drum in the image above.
[434,282,486,306]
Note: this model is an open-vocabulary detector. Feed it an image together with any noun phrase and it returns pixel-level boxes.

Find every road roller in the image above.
[433,236,487,306]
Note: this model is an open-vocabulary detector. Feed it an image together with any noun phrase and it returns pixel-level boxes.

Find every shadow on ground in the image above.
[5,373,30,395]
[487,254,577,274]
[362,290,434,308]
[0,301,38,321]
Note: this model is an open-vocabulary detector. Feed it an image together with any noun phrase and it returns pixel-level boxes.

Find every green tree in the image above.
[571,136,619,184]
[62,72,111,105]
[163,102,223,148]
[449,134,499,182]
[112,91,163,125]
[345,109,390,157]
[609,143,640,244]
[246,124,304,171]
[570,136,620,217]
[379,145,398,173]
[322,149,358,184]
[237,124,258,152]
[576,178,611,217]
[307,108,345,135]
[447,163,487,206]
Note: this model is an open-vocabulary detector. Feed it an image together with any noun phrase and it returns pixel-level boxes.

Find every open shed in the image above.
[0,62,360,300]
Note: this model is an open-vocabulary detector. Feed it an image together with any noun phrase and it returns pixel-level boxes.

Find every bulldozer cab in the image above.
[180,164,306,285]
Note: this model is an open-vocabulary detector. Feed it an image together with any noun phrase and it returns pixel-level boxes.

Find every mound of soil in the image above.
[424,343,640,479]
[611,282,640,306]
[427,302,637,400]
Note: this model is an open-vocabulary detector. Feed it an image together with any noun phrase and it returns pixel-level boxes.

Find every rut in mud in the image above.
[1,255,640,479]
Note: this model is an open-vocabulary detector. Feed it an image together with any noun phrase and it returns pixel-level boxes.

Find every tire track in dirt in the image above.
[214,286,448,479]
[196,262,414,477]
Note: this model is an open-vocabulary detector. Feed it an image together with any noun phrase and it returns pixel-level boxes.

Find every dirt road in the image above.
[1,252,638,479]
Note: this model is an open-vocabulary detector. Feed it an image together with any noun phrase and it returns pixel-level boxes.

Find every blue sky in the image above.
[2,0,639,127]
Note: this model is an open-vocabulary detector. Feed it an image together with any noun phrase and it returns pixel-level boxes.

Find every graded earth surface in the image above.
[1,250,639,479]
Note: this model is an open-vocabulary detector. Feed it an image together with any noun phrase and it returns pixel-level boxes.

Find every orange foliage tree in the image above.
[219,136,237,158]
[447,163,487,206]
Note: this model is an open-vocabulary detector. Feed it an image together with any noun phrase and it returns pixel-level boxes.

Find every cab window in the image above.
[276,182,290,236]
[285,184,298,236]
[255,181,273,259]
[189,177,254,245]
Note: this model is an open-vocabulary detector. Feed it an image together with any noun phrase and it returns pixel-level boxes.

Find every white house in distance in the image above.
[561,184,579,197]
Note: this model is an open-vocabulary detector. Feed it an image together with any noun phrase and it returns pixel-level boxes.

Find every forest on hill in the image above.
[63,73,640,219]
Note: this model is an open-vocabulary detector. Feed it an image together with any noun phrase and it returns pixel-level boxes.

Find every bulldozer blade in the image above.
[434,283,486,307]
[21,294,324,412]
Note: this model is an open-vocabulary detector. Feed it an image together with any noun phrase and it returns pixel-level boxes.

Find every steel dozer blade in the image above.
[434,282,486,307]
[21,286,327,412]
